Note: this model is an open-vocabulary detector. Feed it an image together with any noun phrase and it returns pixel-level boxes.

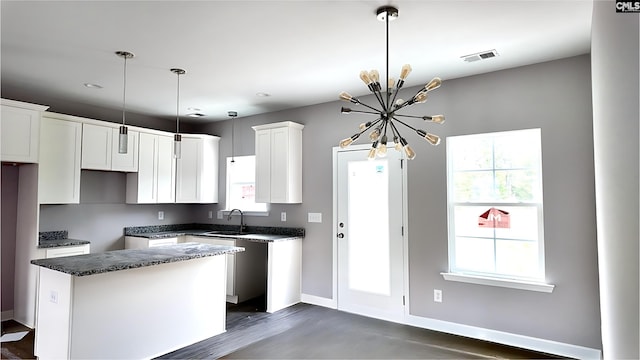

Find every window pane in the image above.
[450,136,493,171]
[494,169,540,202]
[453,171,495,202]
[495,239,540,278]
[454,205,497,238]
[454,237,495,273]
[226,156,268,212]
[493,130,541,169]
[493,206,539,240]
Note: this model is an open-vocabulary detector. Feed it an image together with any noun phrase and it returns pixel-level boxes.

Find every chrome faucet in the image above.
[227,209,245,233]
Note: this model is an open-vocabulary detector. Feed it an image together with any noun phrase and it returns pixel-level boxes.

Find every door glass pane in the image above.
[347,159,390,296]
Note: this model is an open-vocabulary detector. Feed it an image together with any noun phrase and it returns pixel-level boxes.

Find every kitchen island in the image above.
[31,242,243,360]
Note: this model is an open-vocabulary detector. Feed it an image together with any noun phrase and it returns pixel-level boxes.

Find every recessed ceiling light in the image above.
[187,107,201,112]
[84,83,103,89]
[256,92,271,97]
[187,113,205,118]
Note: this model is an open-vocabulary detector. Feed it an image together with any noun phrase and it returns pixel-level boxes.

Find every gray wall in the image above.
[591,1,639,358]
[194,55,601,349]
[1,165,19,312]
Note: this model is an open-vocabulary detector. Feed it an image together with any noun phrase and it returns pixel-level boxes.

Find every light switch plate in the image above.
[217,211,223,219]
[208,210,213,219]
[281,212,287,221]
[158,211,164,220]
[308,212,322,223]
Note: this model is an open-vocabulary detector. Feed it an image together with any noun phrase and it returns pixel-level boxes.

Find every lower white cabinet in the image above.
[124,236,178,249]
[184,235,266,304]
[45,244,90,259]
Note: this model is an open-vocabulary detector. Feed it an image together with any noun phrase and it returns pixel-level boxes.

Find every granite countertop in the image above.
[31,242,244,276]
[124,224,305,243]
[38,230,90,249]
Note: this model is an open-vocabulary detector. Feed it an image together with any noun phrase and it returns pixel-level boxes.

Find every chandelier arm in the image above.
[394,113,430,120]
[391,116,419,132]
[348,109,382,115]
[357,100,384,113]
[371,89,387,110]
[357,117,384,136]
[389,89,402,111]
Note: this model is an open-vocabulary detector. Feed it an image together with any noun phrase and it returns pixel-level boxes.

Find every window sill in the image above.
[441,272,555,293]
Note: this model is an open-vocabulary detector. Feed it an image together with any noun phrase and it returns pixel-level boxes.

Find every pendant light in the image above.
[228,111,238,163]
[171,68,186,159]
[116,51,134,154]
[337,6,446,160]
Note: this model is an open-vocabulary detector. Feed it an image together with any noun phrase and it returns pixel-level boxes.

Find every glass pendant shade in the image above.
[118,126,128,154]
[174,134,182,159]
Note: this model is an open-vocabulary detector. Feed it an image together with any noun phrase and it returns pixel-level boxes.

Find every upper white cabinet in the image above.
[176,134,219,203]
[126,132,175,204]
[81,123,139,172]
[1,99,48,163]
[38,115,82,204]
[252,121,303,203]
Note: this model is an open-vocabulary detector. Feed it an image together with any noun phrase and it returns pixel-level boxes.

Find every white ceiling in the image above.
[1,1,593,123]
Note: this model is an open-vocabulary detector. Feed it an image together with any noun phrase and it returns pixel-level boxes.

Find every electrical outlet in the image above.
[434,289,442,303]
[158,211,164,220]
[208,210,213,219]
[281,212,287,221]
[217,211,223,219]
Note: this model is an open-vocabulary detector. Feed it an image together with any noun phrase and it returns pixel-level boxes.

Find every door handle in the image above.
[337,233,344,238]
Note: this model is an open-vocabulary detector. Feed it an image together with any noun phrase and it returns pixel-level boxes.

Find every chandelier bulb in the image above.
[359,122,371,131]
[359,71,373,85]
[424,115,446,124]
[339,137,354,148]
[388,77,395,89]
[424,133,441,146]
[368,141,378,160]
[403,143,416,160]
[425,77,442,92]
[369,128,381,142]
[400,64,412,81]
[339,91,359,104]
[413,92,428,104]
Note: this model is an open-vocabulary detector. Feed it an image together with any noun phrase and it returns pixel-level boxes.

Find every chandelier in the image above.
[338,6,445,160]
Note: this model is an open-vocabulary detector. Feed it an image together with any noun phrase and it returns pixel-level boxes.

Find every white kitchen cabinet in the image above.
[45,244,90,258]
[1,99,48,163]
[38,115,82,204]
[81,123,139,172]
[185,235,266,304]
[126,132,175,203]
[252,121,303,203]
[124,236,179,249]
[175,134,219,203]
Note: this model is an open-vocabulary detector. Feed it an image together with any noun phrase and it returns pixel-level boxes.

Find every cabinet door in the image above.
[81,123,112,170]
[39,118,82,204]
[175,137,201,203]
[111,128,139,172]
[269,127,290,203]
[45,244,90,258]
[156,135,176,203]
[254,129,271,203]
[132,132,158,203]
[1,105,40,163]
[200,237,236,299]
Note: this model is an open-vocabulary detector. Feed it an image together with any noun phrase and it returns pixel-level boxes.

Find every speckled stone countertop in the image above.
[124,224,305,243]
[31,242,244,276]
[38,230,90,249]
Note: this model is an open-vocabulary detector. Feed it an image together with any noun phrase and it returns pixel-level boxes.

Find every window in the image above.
[446,129,546,285]
[225,155,268,213]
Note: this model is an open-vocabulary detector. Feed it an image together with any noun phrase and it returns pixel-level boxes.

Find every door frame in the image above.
[331,145,410,322]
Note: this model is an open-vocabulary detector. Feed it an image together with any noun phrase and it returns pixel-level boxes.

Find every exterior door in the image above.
[336,148,405,323]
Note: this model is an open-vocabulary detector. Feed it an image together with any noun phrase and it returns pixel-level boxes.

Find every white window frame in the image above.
[442,129,554,293]
[224,155,269,216]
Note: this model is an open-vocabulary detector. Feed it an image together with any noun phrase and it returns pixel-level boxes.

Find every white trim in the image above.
[441,272,555,293]
[1,310,14,321]
[406,314,601,360]
[301,293,337,309]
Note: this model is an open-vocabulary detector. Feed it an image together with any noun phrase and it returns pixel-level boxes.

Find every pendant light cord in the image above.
[122,55,128,126]
[176,72,180,134]
[385,11,390,112]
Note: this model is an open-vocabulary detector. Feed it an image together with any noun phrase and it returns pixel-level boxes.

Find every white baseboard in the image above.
[301,293,337,309]
[1,310,14,321]
[406,314,602,360]
[298,296,601,359]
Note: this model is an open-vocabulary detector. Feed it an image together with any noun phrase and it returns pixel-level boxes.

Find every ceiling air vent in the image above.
[461,49,499,63]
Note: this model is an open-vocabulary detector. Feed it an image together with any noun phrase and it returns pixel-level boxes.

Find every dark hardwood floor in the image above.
[2,297,563,359]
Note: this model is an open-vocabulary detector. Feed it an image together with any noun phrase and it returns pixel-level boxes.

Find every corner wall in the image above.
[590,1,640,358]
